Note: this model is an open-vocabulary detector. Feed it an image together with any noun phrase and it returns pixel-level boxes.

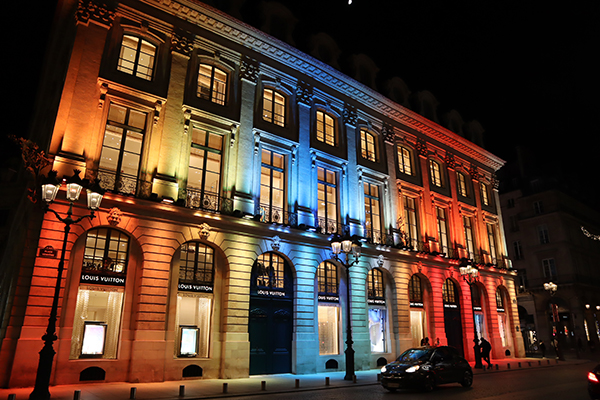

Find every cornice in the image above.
[141,0,505,171]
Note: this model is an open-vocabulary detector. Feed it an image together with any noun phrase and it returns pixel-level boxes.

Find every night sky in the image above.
[11,0,600,202]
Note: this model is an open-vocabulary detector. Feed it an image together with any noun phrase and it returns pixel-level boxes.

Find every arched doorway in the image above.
[249,252,294,374]
[443,278,464,356]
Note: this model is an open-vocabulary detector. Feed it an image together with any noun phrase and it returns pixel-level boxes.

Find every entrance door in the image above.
[443,279,464,356]
[249,252,293,375]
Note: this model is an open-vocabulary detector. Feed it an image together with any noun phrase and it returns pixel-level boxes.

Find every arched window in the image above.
[429,159,442,187]
[197,64,227,105]
[316,110,336,146]
[71,228,130,360]
[360,129,377,162]
[179,241,215,286]
[367,268,387,353]
[117,34,156,80]
[397,146,413,175]
[263,88,286,127]
[409,275,423,305]
[317,261,340,355]
[256,252,286,289]
[443,279,457,305]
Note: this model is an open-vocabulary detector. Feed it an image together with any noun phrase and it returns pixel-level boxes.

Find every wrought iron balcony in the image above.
[185,188,221,212]
[315,216,343,235]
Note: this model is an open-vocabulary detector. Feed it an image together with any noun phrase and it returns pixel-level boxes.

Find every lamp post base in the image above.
[344,346,355,381]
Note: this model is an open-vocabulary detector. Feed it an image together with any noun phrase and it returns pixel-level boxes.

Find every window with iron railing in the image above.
[317,167,338,234]
[260,149,286,223]
[186,128,222,211]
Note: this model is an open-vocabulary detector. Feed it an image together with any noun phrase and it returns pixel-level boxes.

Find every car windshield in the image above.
[396,348,432,362]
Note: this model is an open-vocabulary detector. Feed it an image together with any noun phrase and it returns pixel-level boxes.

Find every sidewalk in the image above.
[0,357,594,400]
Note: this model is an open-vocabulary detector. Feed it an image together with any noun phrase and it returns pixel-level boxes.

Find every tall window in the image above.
[263,88,285,127]
[429,159,442,187]
[487,223,498,264]
[364,182,382,244]
[409,275,427,347]
[179,242,215,286]
[542,258,557,280]
[463,216,475,259]
[367,268,387,352]
[260,149,286,223]
[537,225,550,244]
[436,206,449,255]
[317,167,338,234]
[480,183,490,206]
[70,228,129,360]
[442,279,457,305]
[457,172,468,197]
[316,110,335,146]
[187,128,223,211]
[397,146,413,175]
[404,196,419,249]
[360,129,377,162]
[318,261,339,355]
[117,35,156,80]
[98,103,146,195]
[197,64,227,105]
[513,240,523,260]
[409,275,423,305]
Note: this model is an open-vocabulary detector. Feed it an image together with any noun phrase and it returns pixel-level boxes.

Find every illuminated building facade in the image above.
[0,0,524,387]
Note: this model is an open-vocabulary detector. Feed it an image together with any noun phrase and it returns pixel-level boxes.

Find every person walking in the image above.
[480,337,492,367]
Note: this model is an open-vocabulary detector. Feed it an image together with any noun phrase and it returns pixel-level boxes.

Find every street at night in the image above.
[224,361,595,400]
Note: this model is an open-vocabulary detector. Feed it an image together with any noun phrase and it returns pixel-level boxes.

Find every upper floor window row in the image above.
[198,64,227,105]
[118,35,156,81]
[429,159,442,187]
[360,129,377,162]
[263,88,286,127]
[397,146,413,176]
[316,110,336,146]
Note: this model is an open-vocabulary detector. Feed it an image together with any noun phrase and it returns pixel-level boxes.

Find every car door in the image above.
[431,347,453,383]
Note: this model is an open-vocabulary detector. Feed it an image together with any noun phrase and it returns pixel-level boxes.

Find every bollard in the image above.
[130,387,137,399]
[8,394,16,400]
[547,359,550,365]
[507,363,511,369]
[482,365,486,371]
[223,383,228,394]
[261,381,266,391]
[555,359,559,364]
[518,362,522,368]
[325,377,330,386]
[539,360,542,366]
[495,364,499,370]
[74,390,81,400]
[295,379,300,388]
[179,385,185,397]
[528,361,531,367]
[352,375,357,383]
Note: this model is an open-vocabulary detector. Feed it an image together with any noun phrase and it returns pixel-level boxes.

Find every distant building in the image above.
[500,171,600,354]
[0,0,523,387]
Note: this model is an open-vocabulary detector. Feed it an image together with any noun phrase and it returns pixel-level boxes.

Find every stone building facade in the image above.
[0,0,523,387]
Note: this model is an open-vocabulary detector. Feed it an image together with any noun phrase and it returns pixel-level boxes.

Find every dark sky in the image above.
[211,0,599,201]
[12,0,600,202]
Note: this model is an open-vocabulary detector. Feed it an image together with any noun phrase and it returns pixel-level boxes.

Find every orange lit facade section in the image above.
[0,0,523,388]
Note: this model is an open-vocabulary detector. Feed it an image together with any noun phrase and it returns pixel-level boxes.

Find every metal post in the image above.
[344,262,355,381]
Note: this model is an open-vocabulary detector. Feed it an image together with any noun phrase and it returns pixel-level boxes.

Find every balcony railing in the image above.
[257,204,295,225]
[315,217,343,235]
[185,188,221,212]
[97,169,152,198]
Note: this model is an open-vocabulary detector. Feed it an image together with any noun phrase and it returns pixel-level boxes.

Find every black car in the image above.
[380,346,473,392]
[589,364,600,399]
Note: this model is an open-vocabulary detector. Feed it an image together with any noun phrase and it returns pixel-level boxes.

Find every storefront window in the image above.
[176,294,212,357]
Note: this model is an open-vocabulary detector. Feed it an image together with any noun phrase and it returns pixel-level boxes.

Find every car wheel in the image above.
[461,370,473,387]
[423,375,435,392]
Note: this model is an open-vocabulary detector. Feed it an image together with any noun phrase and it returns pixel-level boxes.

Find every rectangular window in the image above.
[186,128,223,211]
[429,160,442,187]
[98,103,147,195]
[263,88,285,127]
[404,196,419,250]
[317,167,338,234]
[463,216,475,259]
[364,182,382,244]
[457,173,468,197]
[176,295,212,358]
[537,225,550,244]
[316,111,335,146]
[436,206,449,255]
[534,201,544,215]
[397,146,412,175]
[197,64,227,105]
[369,308,387,353]
[318,304,339,355]
[117,35,156,80]
[513,240,523,260]
[542,258,557,279]
[487,223,498,264]
[480,183,490,206]
[360,129,377,162]
[260,149,286,223]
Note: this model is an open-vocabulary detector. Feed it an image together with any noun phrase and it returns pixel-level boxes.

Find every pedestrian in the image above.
[473,339,482,368]
[540,340,546,358]
[421,337,430,347]
[480,337,492,367]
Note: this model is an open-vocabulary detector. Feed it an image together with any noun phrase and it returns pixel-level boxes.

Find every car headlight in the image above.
[405,365,420,373]
[381,365,387,373]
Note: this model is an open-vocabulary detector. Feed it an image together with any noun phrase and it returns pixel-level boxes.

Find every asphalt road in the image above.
[222,360,596,400]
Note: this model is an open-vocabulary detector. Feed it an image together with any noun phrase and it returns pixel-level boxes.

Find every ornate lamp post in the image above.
[544,281,565,361]
[30,170,104,400]
[459,260,482,368]
[330,233,361,381]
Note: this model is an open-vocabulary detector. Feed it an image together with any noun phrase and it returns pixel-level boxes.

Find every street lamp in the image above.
[330,233,361,381]
[544,282,565,361]
[30,170,104,400]
[459,259,482,368]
